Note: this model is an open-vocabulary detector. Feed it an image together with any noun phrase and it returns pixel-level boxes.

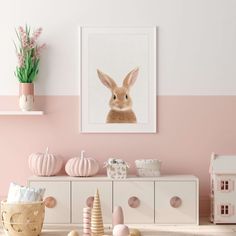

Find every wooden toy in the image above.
[210,153,236,224]
[68,230,79,236]
[112,206,124,227]
[129,228,141,236]
[83,207,91,235]
[113,224,129,236]
[91,189,104,235]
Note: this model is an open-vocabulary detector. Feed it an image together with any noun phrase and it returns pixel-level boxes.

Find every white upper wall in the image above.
[0,0,236,95]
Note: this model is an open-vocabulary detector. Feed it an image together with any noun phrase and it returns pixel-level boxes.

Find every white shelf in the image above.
[28,175,198,182]
[0,111,44,115]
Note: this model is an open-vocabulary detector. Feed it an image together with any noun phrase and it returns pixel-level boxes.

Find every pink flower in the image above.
[29,38,35,47]
[18,26,24,33]
[15,25,45,69]
[32,27,42,41]
[17,53,24,67]
[38,43,46,50]
[34,43,46,59]
[18,26,28,48]
[29,28,43,49]
[29,41,35,49]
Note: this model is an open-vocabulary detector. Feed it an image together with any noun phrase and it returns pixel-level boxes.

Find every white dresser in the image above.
[28,175,199,225]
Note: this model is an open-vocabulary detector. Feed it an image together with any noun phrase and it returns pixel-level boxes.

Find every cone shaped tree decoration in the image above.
[91,189,104,236]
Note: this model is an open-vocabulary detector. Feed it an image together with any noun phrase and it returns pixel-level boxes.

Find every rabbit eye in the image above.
[125,94,128,99]
[113,94,117,100]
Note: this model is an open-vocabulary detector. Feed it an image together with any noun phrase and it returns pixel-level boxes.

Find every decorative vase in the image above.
[19,83,34,111]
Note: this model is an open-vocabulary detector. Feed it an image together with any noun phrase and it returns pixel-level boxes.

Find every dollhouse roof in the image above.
[210,153,236,174]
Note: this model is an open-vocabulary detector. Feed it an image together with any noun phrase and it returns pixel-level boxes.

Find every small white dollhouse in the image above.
[210,153,236,224]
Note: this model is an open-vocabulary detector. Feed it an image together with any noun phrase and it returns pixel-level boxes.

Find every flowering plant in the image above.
[14,25,45,83]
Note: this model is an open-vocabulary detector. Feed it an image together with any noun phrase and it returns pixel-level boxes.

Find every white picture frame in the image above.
[79,27,156,133]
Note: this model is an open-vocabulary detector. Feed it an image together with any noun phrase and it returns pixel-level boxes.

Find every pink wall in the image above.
[1,95,236,216]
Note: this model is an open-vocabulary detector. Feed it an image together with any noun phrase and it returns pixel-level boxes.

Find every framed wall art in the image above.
[79,27,156,133]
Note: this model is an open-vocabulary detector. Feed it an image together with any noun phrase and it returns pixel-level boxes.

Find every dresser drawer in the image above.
[29,181,70,224]
[155,181,198,224]
[72,181,112,224]
[113,181,154,223]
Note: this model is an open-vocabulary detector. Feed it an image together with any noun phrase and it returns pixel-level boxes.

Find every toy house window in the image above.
[220,204,231,216]
[221,180,229,190]
[219,180,234,192]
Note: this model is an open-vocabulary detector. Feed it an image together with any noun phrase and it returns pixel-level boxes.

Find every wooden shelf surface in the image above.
[0,111,44,115]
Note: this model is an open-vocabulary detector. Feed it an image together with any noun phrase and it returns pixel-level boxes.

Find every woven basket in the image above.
[104,159,129,180]
[1,200,45,236]
[105,162,129,179]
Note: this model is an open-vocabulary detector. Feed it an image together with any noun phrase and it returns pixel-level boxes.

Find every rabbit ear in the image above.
[97,69,117,90]
[123,67,139,89]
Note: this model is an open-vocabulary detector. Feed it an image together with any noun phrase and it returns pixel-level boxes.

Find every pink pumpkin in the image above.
[65,150,99,177]
[28,147,63,176]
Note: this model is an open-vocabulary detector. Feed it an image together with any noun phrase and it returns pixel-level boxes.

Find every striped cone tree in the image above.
[91,189,104,236]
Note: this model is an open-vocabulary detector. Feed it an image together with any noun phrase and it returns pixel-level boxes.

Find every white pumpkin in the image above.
[65,150,99,177]
[28,147,63,176]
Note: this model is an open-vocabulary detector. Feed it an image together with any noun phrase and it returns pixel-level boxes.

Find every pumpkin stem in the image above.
[46,147,49,155]
[81,150,85,159]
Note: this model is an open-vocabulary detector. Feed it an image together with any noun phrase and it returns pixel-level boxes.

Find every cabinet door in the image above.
[113,181,154,223]
[155,181,198,224]
[72,181,112,224]
[29,181,70,224]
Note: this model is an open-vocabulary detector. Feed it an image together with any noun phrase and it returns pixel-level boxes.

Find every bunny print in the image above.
[97,68,139,123]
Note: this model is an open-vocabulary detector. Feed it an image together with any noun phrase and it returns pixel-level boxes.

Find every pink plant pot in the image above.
[19,83,34,95]
[19,83,34,111]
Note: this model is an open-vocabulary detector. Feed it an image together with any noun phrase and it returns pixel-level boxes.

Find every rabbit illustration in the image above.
[97,68,139,123]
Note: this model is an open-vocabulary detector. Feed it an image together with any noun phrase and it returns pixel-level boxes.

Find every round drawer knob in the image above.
[44,196,57,208]
[170,196,182,208]
[128,196,140,208]
[86,196,94,208]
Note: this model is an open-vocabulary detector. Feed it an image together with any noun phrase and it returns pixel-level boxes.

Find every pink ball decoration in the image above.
[28,147,63,176]
[65,150,99,177]
[113,224,130,236]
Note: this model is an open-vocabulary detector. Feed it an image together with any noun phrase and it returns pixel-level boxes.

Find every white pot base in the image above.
[19,95,34,111]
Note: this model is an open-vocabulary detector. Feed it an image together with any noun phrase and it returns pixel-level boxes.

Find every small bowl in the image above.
[135,159,162,177]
